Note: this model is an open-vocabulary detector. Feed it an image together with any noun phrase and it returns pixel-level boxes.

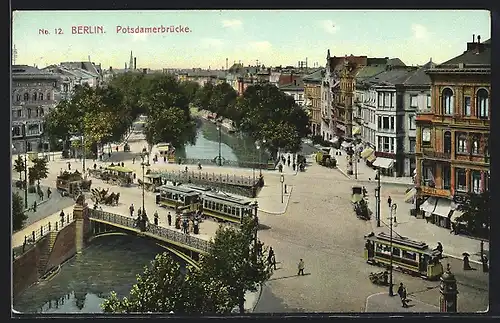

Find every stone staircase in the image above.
[37,231,58,277]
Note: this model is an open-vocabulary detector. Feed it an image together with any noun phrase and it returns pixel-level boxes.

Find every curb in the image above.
[336,167,412,186]
[23,198,50,213]
[258,186,294,215]
[251,283,264,313]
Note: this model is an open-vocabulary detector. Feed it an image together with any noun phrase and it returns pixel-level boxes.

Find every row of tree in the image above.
[13,156,49,187]
[101,217,272,314]
[193,82,310,157]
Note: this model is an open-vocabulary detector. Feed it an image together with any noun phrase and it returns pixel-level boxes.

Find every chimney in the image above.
[473,34,475,43]
[226,58,228,70]
[477,35,481,43]
[134,57,137,69]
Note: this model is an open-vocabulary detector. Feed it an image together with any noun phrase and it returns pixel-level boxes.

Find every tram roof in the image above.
[158,184,201,196]
[105,166,133,173]
[203,192,254,206]
[367,232,434,252]
[183,185,212,192]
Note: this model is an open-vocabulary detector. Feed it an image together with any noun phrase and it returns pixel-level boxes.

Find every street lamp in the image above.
[216,121,222,166]
[388,203,397,296]
[375,168,381,227]
[280,174,285,204]
[257,139,266,176]
[140,152,150,215]
[253,201,259,259]
[22,122,29,209]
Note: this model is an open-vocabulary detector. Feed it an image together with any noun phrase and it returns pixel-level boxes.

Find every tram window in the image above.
[223,205,228,213]
[402,250,417,261]
[216,203,220,211]
[166,192,172,199]
[231,207,235,215]
[376,244,383,252]
[204,200,207,207]
[392,248,401,257]
[236,209,240,217]
[180,196,185,202]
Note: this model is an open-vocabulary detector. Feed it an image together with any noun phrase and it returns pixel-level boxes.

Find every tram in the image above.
[156,185,203,212]
[201,192,257,223]
[364,232,444,280]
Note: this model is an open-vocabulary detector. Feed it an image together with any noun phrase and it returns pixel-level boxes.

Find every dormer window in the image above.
[442,88,454,115]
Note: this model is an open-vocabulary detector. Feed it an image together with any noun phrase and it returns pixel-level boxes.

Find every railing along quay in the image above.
[13,213,75,259]
[88,209,211,253]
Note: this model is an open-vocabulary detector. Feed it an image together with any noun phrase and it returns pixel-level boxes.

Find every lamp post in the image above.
[280,174,285,204]
[388,203,397,296]
[375,168,381,227]
[22,122,29,209]
[81,134,86,177]
[252,155,256,184]
[257,139,266,176]
[216,121,222,166]
[140,153,150,215]
[253,201,259,260]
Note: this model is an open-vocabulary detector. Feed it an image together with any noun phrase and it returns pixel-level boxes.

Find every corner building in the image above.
[415,35,490,228]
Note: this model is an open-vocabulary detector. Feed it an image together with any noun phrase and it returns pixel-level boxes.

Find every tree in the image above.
[193,82,214,111]
[13,155,26,183]
[209,83,238,119]
[101,252,234,314]
[12,192,28,231]
[31,158,49,186]
[456,192,490,238]
[236,83,310,156]
[179,81,200,103]
[200,216,272,313]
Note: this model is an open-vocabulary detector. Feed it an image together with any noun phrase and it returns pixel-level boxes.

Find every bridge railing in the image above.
[151,170,258,187]
[13,213,75,259]
[88,209,211,253]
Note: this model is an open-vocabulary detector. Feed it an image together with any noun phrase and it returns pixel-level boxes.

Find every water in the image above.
[176,118,269,163]
[13,235,174,313]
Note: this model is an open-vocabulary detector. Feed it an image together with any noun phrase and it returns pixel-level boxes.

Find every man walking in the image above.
[297,259,305,276]
[129,203,135,217]
[268,247,277,270]
[397,282,408,308]
[167,212,172,226]
[387,196,392,208]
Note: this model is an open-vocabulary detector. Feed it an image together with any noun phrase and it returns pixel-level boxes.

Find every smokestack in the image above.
[125,63,127,69]
[306,57,308,69]
[473,34,475,43]
[477,35,481,43]
[226,58,228,70]
[134,57,137,69]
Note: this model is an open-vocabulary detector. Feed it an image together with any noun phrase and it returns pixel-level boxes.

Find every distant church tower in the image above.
[129,51,134,70]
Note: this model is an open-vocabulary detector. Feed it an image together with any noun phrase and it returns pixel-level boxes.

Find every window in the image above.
[442,88,454,115]
[471,171,481,194]
[390,117,394,130]
[456,168,467,191]
[443,164,451,189]
[377,116,381,128]
[16,110,21,118]
[383,137,390,152]
[32,93,37,101]
[382,117,389,129]
[463,96,471,116]
[422,128,431,144]
[443,131,452,153]
[27,108,32,118]
[477,89,489,118]
[384,93,391,107]
[16,94,21,101]
[456,133,467,153]
[409,115,416,130]
[471,136,480,154]
[39,93,44,101]
[409,138,416,153]
[410,95,418,108]
[422,163,435,187]
[12,127,21,136]
[23,93,29,101]
[426,95,431,109]
[47,92,51,100]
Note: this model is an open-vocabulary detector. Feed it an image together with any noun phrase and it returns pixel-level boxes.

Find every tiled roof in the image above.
[439,47,491,66]
[279,83,304,91]
[363,68,416,87]
[12,65,61,79]
[303,68,324,82]
[399,61,435,86]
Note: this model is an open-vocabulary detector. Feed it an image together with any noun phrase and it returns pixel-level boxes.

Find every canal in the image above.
[175,118,270,164]
[13,235,176,313]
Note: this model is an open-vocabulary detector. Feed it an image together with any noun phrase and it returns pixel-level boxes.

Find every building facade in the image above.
[279,79,304,107]
[12,65,61,153]
[303,68,324,137]
[415,35,490,228]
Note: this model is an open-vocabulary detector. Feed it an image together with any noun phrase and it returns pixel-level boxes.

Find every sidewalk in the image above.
[333,148,413,186]
[365,191,489,264]
[365,292,439,313]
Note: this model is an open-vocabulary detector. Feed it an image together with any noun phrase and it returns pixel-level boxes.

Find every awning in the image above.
[360,147,374,159]
[367,154,376,163]
[372,157,394,169]
[420,197,437,214]
[432,198,452,218]
[404,187,417,203]
[352,126,361,135]
[341,141,352,149]
[450,210,464,223]
[329,137,339,144]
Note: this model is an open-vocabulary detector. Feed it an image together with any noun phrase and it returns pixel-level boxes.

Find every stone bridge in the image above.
[87,209,210,268]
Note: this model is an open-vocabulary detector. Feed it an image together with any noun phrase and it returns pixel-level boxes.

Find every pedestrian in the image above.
[292,163,296,171]
[116,146,118,152]
[278,164,283,173]
[463,254,472,270]
[133,173,136,180]
[129,203,135,217]
[33,200,37,213]
[121,162,124,167]
[164,156,167,163]
[387,196,392,207]
[167,212,172,226]
[193,218,199,234]
[435,242,443,255]
[450,222,456,234]
[108,152,111,158]
[287,156,291,167]
[138,208,142,217]
[60,210,65,224]
[182,218,188,234]
[133,157,135,164]
[297,259,305,275]
[153,211,159,226]
[268,247,277,270]
[67,162,71,170]
[47,187,51,199]
[397,283,408,307]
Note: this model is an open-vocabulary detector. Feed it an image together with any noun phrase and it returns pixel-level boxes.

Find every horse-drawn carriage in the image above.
[91,188,120,206]
[138,173,162,192]
[56,170,92,197]
[89,165,134,187]
[352,186,370,220]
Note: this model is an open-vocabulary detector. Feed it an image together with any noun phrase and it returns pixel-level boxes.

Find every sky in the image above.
[12,10,491,70]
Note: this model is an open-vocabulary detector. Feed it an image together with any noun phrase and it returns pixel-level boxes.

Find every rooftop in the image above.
[303,68,324,82]
[12,65,61,80]
[429,37,491,71]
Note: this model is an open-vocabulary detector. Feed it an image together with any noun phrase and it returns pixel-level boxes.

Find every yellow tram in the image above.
[156,185,203,212]
[364,232,444,280]
[201,192,257,224]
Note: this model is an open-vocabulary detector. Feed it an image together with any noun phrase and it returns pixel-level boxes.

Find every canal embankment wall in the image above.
[13,222,77,300]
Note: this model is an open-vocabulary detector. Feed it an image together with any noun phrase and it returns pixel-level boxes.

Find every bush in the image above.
[15,180,26,189]
[28,185,36,193]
